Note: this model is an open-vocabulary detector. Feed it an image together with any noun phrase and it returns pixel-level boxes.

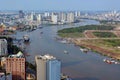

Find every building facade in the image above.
[6,52,26,80]
[51,13,58,24]
[35,54,61,80]
[67,12,75,23]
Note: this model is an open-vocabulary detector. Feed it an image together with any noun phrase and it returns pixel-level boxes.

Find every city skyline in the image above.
[0,0,120,11]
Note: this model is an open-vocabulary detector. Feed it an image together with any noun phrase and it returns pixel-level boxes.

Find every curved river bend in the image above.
[14,20,120,80]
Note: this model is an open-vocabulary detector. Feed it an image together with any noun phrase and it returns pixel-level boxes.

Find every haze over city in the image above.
[0,0,120,11]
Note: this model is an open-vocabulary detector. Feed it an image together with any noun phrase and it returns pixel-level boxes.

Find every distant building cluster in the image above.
[0,10,81,27]
[85,10,120,21]
[1,10,120,29]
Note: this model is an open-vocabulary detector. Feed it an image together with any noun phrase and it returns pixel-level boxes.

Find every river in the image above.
[14,20,120,80]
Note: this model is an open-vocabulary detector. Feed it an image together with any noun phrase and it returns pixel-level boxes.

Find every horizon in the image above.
[0,0,120,11]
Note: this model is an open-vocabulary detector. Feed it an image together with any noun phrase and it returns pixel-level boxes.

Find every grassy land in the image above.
[93,32,117,38]
[78,39,120,57]
[102,39,120,47]
[58,25,115,38]
[58,25,115,33]
[58,24,120,59]
[58,32,84,38]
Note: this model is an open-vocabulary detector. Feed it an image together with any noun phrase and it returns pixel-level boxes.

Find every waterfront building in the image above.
[0,39,8,56]
[51,13,58,24]
[6,51,26,80]
[67,12,75,23]
[35,54,61,80]
[58,12,67,23]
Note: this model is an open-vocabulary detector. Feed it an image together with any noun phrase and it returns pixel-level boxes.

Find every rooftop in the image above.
[36,54,56,60]
[8,51,24,58]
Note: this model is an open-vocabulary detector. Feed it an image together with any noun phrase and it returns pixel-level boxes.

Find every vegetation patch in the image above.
[103,39,120,47]
[58,32,84,38]
[93,32,117,38]
[58,25,115,33]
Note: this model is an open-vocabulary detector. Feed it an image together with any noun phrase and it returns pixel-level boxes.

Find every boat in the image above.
[103,58,120,64]
[60,40,69,44]
[23,35,30,42]
[64,50,69,54]
[80,48,88,53]
[103,59,112,64]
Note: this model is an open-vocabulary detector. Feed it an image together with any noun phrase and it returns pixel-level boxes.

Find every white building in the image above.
[67,12,75,23]
[44,12,50,17]
[58,12,67,23]
[35,54,61,80]
[36,14,41,22]
[0,39,7,56]
[51,13,58,24]
[75,11,80,17]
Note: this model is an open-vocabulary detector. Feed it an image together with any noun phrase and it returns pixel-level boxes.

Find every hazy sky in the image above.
[0,0,120,11]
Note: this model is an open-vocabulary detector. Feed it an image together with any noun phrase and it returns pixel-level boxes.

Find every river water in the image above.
[14,20,120,80]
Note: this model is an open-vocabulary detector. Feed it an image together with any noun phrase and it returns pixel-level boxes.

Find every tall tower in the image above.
[58,12,67,23]
[35,54,61,80]
[51,13,58,24]
[19,10,25,18]
[0,39,8,56]
[6,51,26,80]
[67,12,75,23]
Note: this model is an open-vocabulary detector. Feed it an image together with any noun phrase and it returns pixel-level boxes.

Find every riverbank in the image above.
[73,39,120,60]
[58,24,120,60]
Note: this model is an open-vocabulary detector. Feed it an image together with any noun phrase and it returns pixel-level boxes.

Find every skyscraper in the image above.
[35,54,61,80]
[19,10,25,18]
[75,11,80,17]
[67,12,75,23]
[0,39,7,56]
[51,13,58,24]
[58,12,67,23]
[6,52,26,80]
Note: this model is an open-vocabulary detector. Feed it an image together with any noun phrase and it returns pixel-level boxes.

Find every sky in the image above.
[0,0,120,11]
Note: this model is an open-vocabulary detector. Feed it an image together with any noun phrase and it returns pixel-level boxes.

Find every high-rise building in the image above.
[26,13,34,21]
[19,10,25,18]
[75,11,81,17]
[33,14,41,23]
[51,13,58,24]
[58,12,67,23]
[44,12,50,17]
[67,12,75,23]
[35,54,61,80]
[0,39,7,56]
[6,51,26,80]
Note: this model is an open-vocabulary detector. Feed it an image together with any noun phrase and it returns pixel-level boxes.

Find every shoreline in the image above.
[73,39,120,60]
